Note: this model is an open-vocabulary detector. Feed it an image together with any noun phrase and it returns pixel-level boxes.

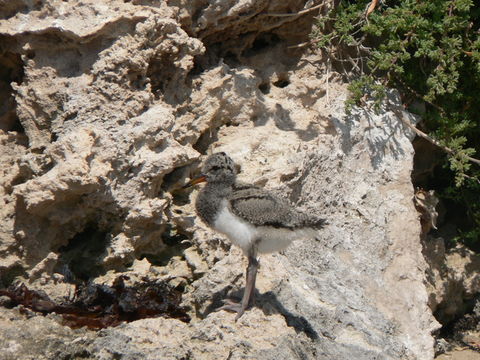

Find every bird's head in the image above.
[183,152,237,188]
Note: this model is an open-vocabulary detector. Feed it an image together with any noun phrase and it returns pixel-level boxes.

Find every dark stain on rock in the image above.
[0,276,190,329]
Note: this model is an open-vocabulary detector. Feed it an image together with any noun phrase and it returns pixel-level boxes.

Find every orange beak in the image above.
[182,175,207,189]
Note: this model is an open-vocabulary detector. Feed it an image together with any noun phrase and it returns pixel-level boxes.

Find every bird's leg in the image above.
[249,254,260,306]
[237,253,258,318]
[217,246,259,320]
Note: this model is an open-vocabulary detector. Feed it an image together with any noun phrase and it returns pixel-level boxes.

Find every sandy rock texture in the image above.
[0,1,441,359]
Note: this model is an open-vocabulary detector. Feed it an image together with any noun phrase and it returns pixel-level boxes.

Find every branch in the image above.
[389,104,480,166]
[365,0,379,18]
[266,3,324,17]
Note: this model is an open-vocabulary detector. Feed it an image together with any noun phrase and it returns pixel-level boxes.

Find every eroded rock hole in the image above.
[190,55,206,77]
[0,51,25,133]
[0,3,29,20]
[34,0,44,11]
[193,127,219,154]
[146,54,177,98]
[190,0,211,31]
[172,188,191,207]
[223,50,240,66]
[141,224,188,267]
[258,82,270,94]
[0,264,27,288]
[56,224,110,282]
[161,165,190,193]
[273,77,290,88]
[250,33,281,52]
[127,69,147,90]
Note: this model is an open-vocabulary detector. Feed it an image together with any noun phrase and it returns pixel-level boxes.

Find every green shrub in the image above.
[312,0,480,248]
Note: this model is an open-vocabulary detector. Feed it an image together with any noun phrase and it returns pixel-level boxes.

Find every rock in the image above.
[434,338,453,355]
[436,349,480,360]
[184,247,209,275]
[0,1,441,359]
[0,296,12,307]
[424,238,480,324]
[89,310,297,360]
[0,307,94,360]
[414,189,439,234]
[0,131,28,286]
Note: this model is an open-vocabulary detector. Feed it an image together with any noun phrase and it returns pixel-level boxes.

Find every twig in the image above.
[266,3,324,17]
[366,0,379,18]
[288,41,312,49]
[326,57,330,104]
[390,103,480,166]
[463,173,480,184]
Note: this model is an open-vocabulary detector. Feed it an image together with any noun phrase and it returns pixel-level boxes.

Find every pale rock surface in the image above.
[0,307,95,360]
[0,1,443,359]
[0,132,29,276]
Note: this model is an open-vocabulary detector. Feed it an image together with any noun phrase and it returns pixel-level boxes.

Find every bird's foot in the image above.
[216,299,247,321]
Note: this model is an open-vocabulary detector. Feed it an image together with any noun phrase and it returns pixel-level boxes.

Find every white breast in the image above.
[213,200,312,254]
[213,201,257,254]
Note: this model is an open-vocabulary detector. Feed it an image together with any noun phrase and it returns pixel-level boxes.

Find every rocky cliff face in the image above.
[0,1,441,359]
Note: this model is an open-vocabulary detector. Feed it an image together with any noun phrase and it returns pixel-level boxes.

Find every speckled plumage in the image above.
[195,152,324,235]
[189,152,325,319]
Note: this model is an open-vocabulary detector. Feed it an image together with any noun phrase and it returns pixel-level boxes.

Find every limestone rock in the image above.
[0,131,28,283]
[0,307,94,360]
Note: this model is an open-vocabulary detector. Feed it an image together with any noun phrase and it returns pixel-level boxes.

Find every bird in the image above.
[183,152,325,320]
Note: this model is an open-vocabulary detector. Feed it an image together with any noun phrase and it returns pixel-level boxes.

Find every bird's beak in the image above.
[182,175,207,189]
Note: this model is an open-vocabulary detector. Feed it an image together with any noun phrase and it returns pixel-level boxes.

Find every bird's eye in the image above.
[211,165,221,171]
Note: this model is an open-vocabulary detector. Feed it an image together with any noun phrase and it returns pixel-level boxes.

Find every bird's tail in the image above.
[311,218,328,229]
[304,217,327,241]
[295,217,327,240]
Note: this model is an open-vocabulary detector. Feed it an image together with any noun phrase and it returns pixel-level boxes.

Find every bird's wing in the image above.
[228,183,297,228]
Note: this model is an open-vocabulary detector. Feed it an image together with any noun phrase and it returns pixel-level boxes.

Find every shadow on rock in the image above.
[258,291,319,340]
[201,287,319,340]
